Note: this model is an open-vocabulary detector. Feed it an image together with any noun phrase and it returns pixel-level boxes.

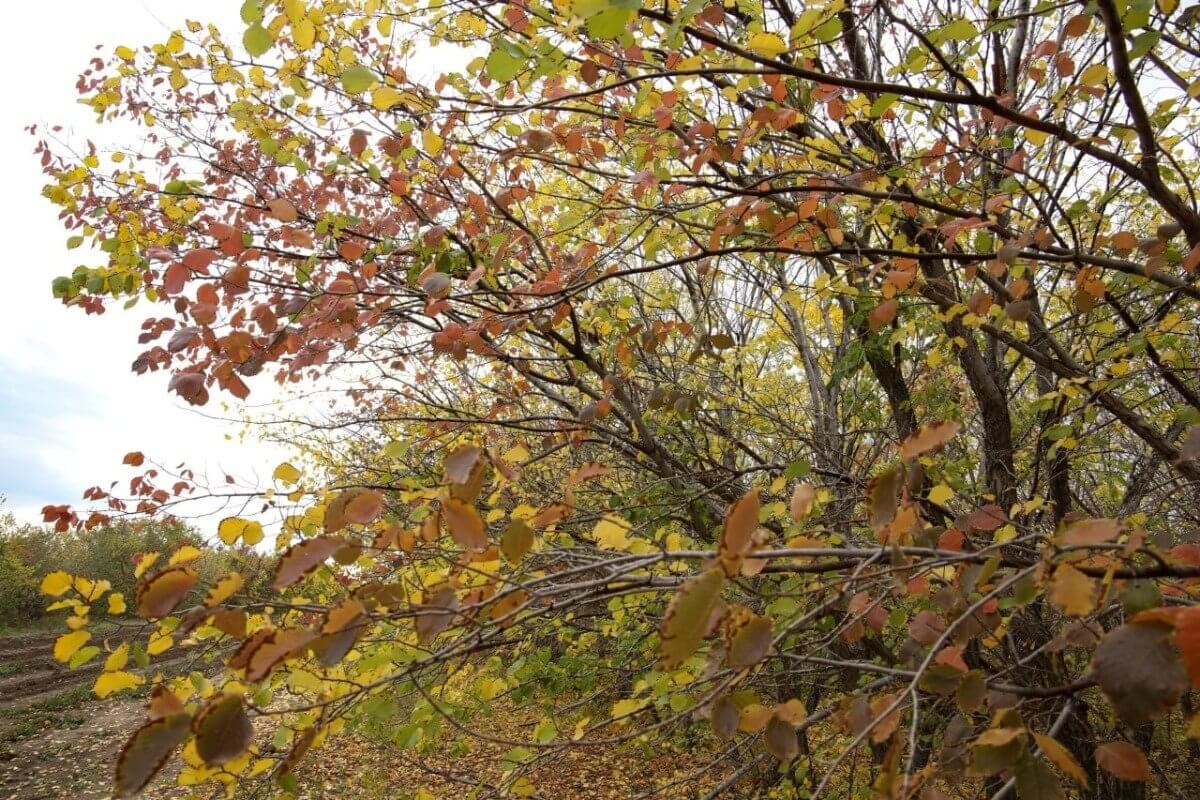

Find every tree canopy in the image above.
[30,0,1200,797]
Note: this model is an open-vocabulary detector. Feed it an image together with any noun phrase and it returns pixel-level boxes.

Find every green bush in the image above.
[0,511,273,628]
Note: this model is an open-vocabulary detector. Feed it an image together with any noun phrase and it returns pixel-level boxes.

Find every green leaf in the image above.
[587,7,633,38]
[340,65,377,95]
[1129,30,1160,59]
[932,17,977,43]
[486,40,525,83]
[243,23,273,57]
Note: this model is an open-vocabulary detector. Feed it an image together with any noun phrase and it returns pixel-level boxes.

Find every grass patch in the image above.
[0,685,94,743]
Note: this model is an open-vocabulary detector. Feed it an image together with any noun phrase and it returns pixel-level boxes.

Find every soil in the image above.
[0,631,727,800]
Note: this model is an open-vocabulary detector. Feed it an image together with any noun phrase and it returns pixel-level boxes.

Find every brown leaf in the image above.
[909,610,946,646]
[1093,620,1187,724]
[146,685,186,721]
[710,695,738,739]
[725,610,773,668]
[136,567,198,619]
[1095,741,1151,782]
[1059,517,1122,546]
[266,198,298,222]
[344,489,385,525]
[212,608,247,639]
[500,518,535,563]
[272,536,342,589]
[245,628,315,682]
[966,503,1007,531]
[443,496,488,551]
[764,715,799,761]
[113,713,191,797]
[789,483,815,520]
[444,445,487,501]
[416,583,459,645]
[867,466,903,529]
[659,567,724,668]
[719,488,760,567]
[192,693,252,765]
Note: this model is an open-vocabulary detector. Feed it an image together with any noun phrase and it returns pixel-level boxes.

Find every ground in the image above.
[0,630,724,800]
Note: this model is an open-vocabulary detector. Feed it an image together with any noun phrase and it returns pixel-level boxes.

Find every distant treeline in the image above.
[0,510,271,627]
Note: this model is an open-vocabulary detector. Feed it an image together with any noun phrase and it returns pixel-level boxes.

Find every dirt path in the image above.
[0,633,727,800]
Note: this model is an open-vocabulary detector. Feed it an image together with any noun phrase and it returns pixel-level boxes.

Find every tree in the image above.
[31,0,1200,797]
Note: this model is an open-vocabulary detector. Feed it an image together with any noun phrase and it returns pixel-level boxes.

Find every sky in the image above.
[0,3,287,525]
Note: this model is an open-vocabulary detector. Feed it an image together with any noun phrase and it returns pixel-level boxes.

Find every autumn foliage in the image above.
[29,0,1200,797]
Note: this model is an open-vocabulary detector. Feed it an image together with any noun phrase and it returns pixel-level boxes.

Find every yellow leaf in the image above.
[205,573,244,607]
[108,593,127,615]
[422,129,444,156]
[73,576,110,600]
[134,552,160,578]
[105,642,129,672]
[54,630,91,663]
[372,86,403,111]
[1048,563,1096,617]
[592,515,631,550]
[218,517,262,546]
[95,670,144,698]
[928,484,954,505]
[273,462,302,484]
[1025,128,1048,146]
[1079,63,1108,87]
[610,697,649,723]
[169,545,202,566]
[41,571,72,597]
[747,32,788,57]
[242,521,264,546]
[572,716,591,740]
[148,629,174,656]
[293,18,316,50]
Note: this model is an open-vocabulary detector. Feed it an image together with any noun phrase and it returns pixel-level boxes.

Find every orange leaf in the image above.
[899,420,961,460]
[1095,742,1150,782]
[443,496,487,551]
